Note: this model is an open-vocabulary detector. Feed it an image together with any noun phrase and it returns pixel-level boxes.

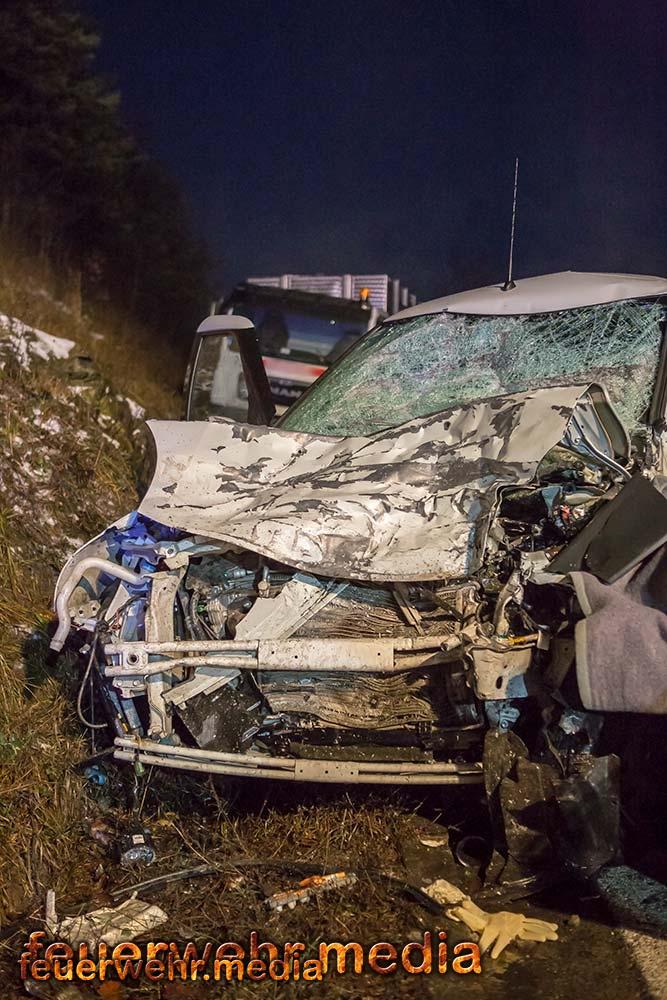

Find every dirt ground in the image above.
[3,769,667,999]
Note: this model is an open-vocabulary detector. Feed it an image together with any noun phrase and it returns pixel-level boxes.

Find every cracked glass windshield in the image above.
[281,301,664,437]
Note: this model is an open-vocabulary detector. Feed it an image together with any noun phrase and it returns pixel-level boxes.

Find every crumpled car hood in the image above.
[139,384,599,582]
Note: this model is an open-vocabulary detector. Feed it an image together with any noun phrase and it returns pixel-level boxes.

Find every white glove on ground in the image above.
[447,897,558,959]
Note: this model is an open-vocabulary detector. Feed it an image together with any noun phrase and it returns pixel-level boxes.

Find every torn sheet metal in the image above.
[139,384,592,582]
[236,573,347,638]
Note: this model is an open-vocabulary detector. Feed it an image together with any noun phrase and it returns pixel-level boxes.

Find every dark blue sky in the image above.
[86,0,667,302]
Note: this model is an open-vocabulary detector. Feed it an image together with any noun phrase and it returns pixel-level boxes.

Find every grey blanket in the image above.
[572,544,667,712]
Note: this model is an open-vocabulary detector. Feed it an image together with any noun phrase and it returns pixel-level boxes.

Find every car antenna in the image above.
[501,157,519,291]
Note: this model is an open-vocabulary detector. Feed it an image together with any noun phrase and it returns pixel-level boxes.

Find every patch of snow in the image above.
[102,432,120,450]
[125,397,146,421]
[0,314,74,367]
[20,459,47,480]
[35,415,63,434]
[6,326,29,367]
[33,329,74,359]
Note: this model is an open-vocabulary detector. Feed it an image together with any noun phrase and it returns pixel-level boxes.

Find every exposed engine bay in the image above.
[53,380,663,787]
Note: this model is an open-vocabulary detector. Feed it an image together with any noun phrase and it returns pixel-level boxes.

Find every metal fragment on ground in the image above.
[266,872,358,912]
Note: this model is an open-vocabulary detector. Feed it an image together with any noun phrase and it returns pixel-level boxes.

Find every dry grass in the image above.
[83,776,465,998]
[0,659,91,918]
[0,239,187,419]
[0,251,165,930]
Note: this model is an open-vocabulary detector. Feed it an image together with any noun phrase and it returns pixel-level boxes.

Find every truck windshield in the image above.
[281,300,664,437]
[234,304,367,364]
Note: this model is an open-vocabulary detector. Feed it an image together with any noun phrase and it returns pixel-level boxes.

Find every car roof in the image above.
[391,270,667,319]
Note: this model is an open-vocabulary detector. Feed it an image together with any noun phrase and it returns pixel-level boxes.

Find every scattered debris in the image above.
[45,889,167,947]
[83,763,108,787]
[110,863,216,898]
[266,872,358,912]
[422,878,468,907]
[418,832,449,849]
[455,834,492,873]
[117,824,156,866]
[88,817,116,851]
[400,815,463,889]
[8,277,667,995]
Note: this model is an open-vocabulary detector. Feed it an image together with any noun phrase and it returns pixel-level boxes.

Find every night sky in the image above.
[86,0,667,303]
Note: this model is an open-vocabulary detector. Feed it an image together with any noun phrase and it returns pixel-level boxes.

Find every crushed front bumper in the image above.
[114,736,484,785]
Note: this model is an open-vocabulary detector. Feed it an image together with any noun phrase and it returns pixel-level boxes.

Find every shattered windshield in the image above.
[281,300,665,437]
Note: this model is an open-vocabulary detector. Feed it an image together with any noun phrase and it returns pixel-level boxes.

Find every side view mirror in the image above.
[197,315,255,335]
[184,314,276,425]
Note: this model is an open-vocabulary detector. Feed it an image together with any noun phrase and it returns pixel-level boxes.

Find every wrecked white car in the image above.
[53,271,667,794]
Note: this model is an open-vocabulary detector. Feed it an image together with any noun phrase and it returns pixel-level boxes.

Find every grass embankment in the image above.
[0,246,184,927]
[0,244,184,419]
[0,250,483,999]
